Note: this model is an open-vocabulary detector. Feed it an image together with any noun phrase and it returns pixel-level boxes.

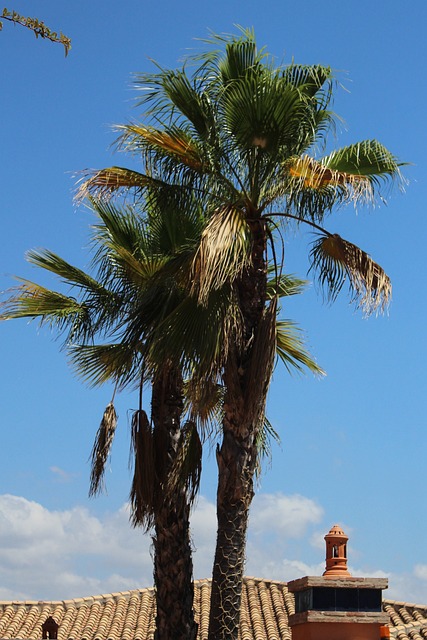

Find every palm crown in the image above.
[80,28,403,317]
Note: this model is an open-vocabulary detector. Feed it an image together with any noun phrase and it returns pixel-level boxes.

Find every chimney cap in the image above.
[325,524,348,539]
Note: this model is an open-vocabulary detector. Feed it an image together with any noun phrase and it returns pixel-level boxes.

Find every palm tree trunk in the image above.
[208,400,258,639]
[153,498,197,640]
[208,217,268,640]
[152,367,198,640]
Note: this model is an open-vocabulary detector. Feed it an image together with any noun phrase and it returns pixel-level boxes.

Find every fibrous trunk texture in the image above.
[152,367,198,640]
[208,217,268,640]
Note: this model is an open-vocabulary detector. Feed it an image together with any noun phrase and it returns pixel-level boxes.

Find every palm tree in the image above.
[77,28,404,639]
[1,195,204,640]
[1,186,321,639]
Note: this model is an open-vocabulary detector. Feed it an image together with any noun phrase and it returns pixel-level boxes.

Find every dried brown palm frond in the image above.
[129,409,156,529]
[185,376,224,435]
[310,233,391,315]
[166,420,202,507]
[75,166,165,202]
[116,124,206,172]
[287,155,373,204]
[191,205,251,304]
[89,402,118,496]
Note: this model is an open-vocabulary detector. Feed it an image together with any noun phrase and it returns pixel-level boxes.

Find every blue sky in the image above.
[1,0,426,603]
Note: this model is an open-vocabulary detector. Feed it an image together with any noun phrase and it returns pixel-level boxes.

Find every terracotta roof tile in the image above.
[0,578,426,639]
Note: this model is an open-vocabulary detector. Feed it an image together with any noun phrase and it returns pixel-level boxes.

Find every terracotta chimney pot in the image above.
[323,523,351,577]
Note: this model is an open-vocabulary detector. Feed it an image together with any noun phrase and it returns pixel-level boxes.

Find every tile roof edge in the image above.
[384,599,427,609]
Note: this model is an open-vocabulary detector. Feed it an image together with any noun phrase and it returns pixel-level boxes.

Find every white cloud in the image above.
[384,570,427,605]
[191,496,217,580]
[250,492,324,537]
[414,564,427,581]
[50,466,76,483]
[0,493,426,607]
[0,495,153,600]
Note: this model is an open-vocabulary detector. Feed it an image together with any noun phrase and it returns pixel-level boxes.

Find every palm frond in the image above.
[116,124,206,173]
[287,154,373,204]
[166,420,202,507]
[309,233,391,315]
[219,34,259,83]
[129,409,156,529]
[0,279,94,345]
[267,271,308,299]
[69,343,144,389]
[147,286,242,381]
[283,64,333,100]
[23,250,122,336]
[160,71,212,139]
[26,249,104,292]
[254,416,281,478]
[276,319,325,376]
[185,377,224,436]
[0,279,85,323]
[76,166,168,201]
[191,205,251,303]
[221,73,313,155]
[321,140,406,184]
[191,27,261,84]
[89,402,118,496]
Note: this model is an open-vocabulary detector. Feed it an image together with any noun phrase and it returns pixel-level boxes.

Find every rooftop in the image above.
[0,578,426,640]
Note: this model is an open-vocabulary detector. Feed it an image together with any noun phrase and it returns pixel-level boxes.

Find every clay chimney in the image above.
[323,523,351,577]
[287,524,390,640]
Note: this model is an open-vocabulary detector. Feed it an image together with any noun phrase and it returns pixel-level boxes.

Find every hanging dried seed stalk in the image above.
[129,409,156,529]
[89,401,118,496]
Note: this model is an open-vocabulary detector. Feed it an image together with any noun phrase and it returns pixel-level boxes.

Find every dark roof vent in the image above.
[42,616,58,639]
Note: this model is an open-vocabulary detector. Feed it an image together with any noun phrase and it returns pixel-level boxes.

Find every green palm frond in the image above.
[1,279,85,322]
[309,233,391,314]
[219,35,259,83]
[254,416,281,477]
[26,249,103,292]
[282,64,333,100]
[69,343,144,389]
[320,140,405,184]
[160,71,213,139]
[191,27,261,84]
[276,318,325,376]
[267,271,308,299]
[0,279,94,344]
[25,249,123,334]
[221,73,314,155]
[148,286,242,380]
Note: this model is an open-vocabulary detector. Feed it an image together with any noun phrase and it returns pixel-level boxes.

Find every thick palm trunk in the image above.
[208,397,258,639]
[153,497,197,640]
[208,217,268,640]
[152,367,198,640]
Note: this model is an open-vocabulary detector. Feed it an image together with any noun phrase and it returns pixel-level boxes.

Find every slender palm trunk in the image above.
[208,218,268,640]
[152,367,198,640]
